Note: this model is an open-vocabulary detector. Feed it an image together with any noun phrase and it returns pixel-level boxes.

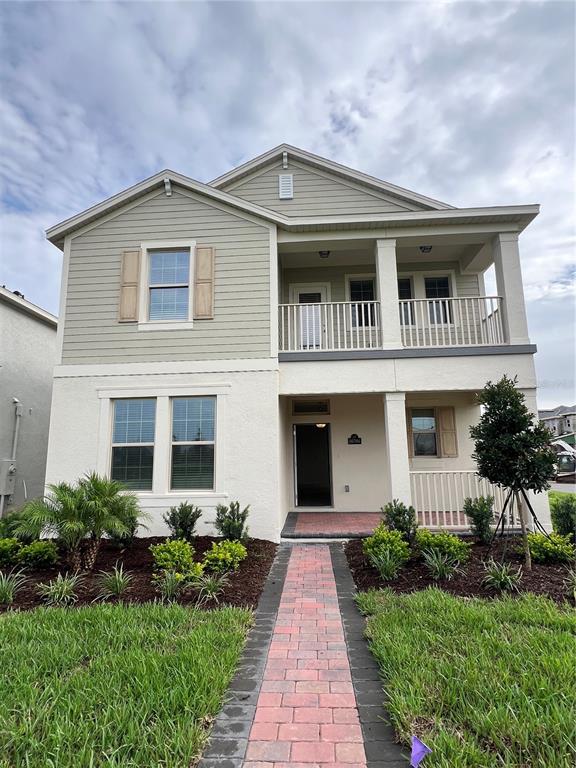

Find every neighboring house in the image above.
[43,144,551,540]
[539,405,576,438]
[0,286,57,515]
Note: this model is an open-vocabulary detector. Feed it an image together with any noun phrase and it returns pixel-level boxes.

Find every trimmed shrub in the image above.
[163,502,202,543]
[150,539,194,575]
[463,496,494,545]
[550,494,576,543]
[482,559,522,592]
[203,540,247,573]
[415,529,471,563]
[214,501,249,541]
[0,538,22,567]
[381,499,418,543]
[17,540,58,569]
[527,532,574,564]
[363,525,411,563]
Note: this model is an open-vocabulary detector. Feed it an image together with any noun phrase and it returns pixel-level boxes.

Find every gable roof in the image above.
[0,285,57,328]
[210,143,454,211]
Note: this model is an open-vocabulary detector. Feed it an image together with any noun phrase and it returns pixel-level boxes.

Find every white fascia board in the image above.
[209,143,454,211]
[0,286,58,328]
[46,169,286,249]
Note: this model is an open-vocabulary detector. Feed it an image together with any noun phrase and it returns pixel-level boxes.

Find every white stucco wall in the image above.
[45,366,283,541]
[0,299,57,509]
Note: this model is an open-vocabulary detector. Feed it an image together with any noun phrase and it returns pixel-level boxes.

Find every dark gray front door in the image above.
[294,424,332,506]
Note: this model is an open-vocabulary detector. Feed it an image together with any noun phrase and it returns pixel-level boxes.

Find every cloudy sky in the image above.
[1,0,574,407]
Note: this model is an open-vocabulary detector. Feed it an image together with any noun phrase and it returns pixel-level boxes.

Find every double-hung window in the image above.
[411,408,438,456]
[349,278,376,327]
[148,248,191,321]
[171,397,216,489]
[111,399,156,489]
[425,276,452,324]
[398,277,414,325]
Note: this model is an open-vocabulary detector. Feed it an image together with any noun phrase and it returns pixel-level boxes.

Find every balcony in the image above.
[278,296,504,353]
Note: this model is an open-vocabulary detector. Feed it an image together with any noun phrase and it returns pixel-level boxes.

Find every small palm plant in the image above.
[78,473,140,569]
[15,482,87,570]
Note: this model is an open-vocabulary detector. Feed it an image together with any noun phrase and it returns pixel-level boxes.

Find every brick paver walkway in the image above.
[293,513,381,537]
[244,544,367,767]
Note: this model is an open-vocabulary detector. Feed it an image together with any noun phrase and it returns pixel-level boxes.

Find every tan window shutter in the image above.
[194,246,215,319]
[438,406,458,457]
[406,408,414,457]
[118,250,140,322]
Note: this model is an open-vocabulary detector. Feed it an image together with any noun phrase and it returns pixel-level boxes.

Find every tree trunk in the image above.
[67,547,82,572]
[516,491,532,572]
[82,538,101,571]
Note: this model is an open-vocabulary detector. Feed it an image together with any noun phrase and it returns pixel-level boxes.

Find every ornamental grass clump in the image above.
[163,502,202,543]
[154,571,187,603]
[422,549,464,581]
[193,572,229,607]
[0,568,27,606]
[203,540,247,573]
[381,499,418,543]
[37,573,83,607]
[463,496,494,545]
[482,559,522,592]
[214,501,249,541]
[96,563,134,601]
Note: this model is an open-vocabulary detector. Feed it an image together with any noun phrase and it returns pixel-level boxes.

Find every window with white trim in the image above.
[425,276,452,324]
[398,277,414,325]
[148,248,190,321]
[171,397,216,489]
[411,408,438,456]
[349,278,376,327]
[111,399,156,489]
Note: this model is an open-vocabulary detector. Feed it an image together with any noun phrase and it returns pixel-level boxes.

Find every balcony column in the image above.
[375,238,402,349]
[383,392,412,505]
[492,233,530,345]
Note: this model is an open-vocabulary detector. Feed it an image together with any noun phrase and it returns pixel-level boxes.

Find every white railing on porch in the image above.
[279,301,381,352]
[410,470,518,529]
[399,296,504,347]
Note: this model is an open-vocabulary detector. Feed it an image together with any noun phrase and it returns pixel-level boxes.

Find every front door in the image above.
[290,284,329,349]
[294,423,332,506]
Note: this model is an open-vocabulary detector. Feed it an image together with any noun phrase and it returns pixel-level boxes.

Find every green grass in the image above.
[0,603,251,767]
[550,489,576,504]
[357,588,576,767]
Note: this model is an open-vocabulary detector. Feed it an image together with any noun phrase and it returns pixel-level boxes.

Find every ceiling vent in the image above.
[278,174,294,200]
[292,399,330,415]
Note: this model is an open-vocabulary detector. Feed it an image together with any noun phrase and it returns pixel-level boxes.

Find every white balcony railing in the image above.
[410,470,519,529]
[399,296,504,347]
[279,301,381,352]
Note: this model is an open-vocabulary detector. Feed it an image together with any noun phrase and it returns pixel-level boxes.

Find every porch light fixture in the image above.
[318,250,330,259]
[315,423,327,428]
[419,245,433,253]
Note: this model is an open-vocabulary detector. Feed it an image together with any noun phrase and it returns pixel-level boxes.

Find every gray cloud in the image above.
[1,0,574,405]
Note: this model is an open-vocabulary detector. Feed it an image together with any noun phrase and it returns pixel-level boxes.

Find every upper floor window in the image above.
[425,276,451,324]
[148,249,191,321]
[349,278,376,327]
[111,399,156,490]
[398,278,413,325]
[171,397,216,490]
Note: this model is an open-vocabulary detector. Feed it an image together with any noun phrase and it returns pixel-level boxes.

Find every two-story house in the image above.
[44,144,551,541]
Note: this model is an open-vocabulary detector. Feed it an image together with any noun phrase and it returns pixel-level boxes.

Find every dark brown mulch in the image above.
[345,536,573,604]
[2,536,277,613]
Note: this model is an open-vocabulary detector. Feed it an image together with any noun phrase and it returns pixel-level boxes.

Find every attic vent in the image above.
[278,174,293,200]
[292,399,330,416]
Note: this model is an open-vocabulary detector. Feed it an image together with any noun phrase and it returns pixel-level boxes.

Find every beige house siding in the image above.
[281,262,480,303]
[225,159,422,217]
[62,189,272,363]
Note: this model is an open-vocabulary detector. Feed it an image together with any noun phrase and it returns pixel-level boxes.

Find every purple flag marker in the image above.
[410,735,432,767]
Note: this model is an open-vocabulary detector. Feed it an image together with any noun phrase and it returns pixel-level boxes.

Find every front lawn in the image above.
[0,603,251,767]
[357,588,576,767]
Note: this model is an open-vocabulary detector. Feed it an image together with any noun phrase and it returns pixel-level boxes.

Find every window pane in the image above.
[172,397,215,442]
[113,399,156,444]
[149,250,189,286]
[350,279,375,302]
[412,408,436,432]
[149,286,189,320]
[111,446,154,489]
[414,433,437,456]
[171,445,214,489]
[424,277,450,299]
[397,278,412,300]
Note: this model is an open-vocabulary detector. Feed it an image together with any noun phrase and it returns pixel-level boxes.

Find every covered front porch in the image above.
[279,392,522,538]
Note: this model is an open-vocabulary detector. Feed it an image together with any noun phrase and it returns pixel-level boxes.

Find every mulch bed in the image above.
[345,537,573,604]
[2,536,277,613]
